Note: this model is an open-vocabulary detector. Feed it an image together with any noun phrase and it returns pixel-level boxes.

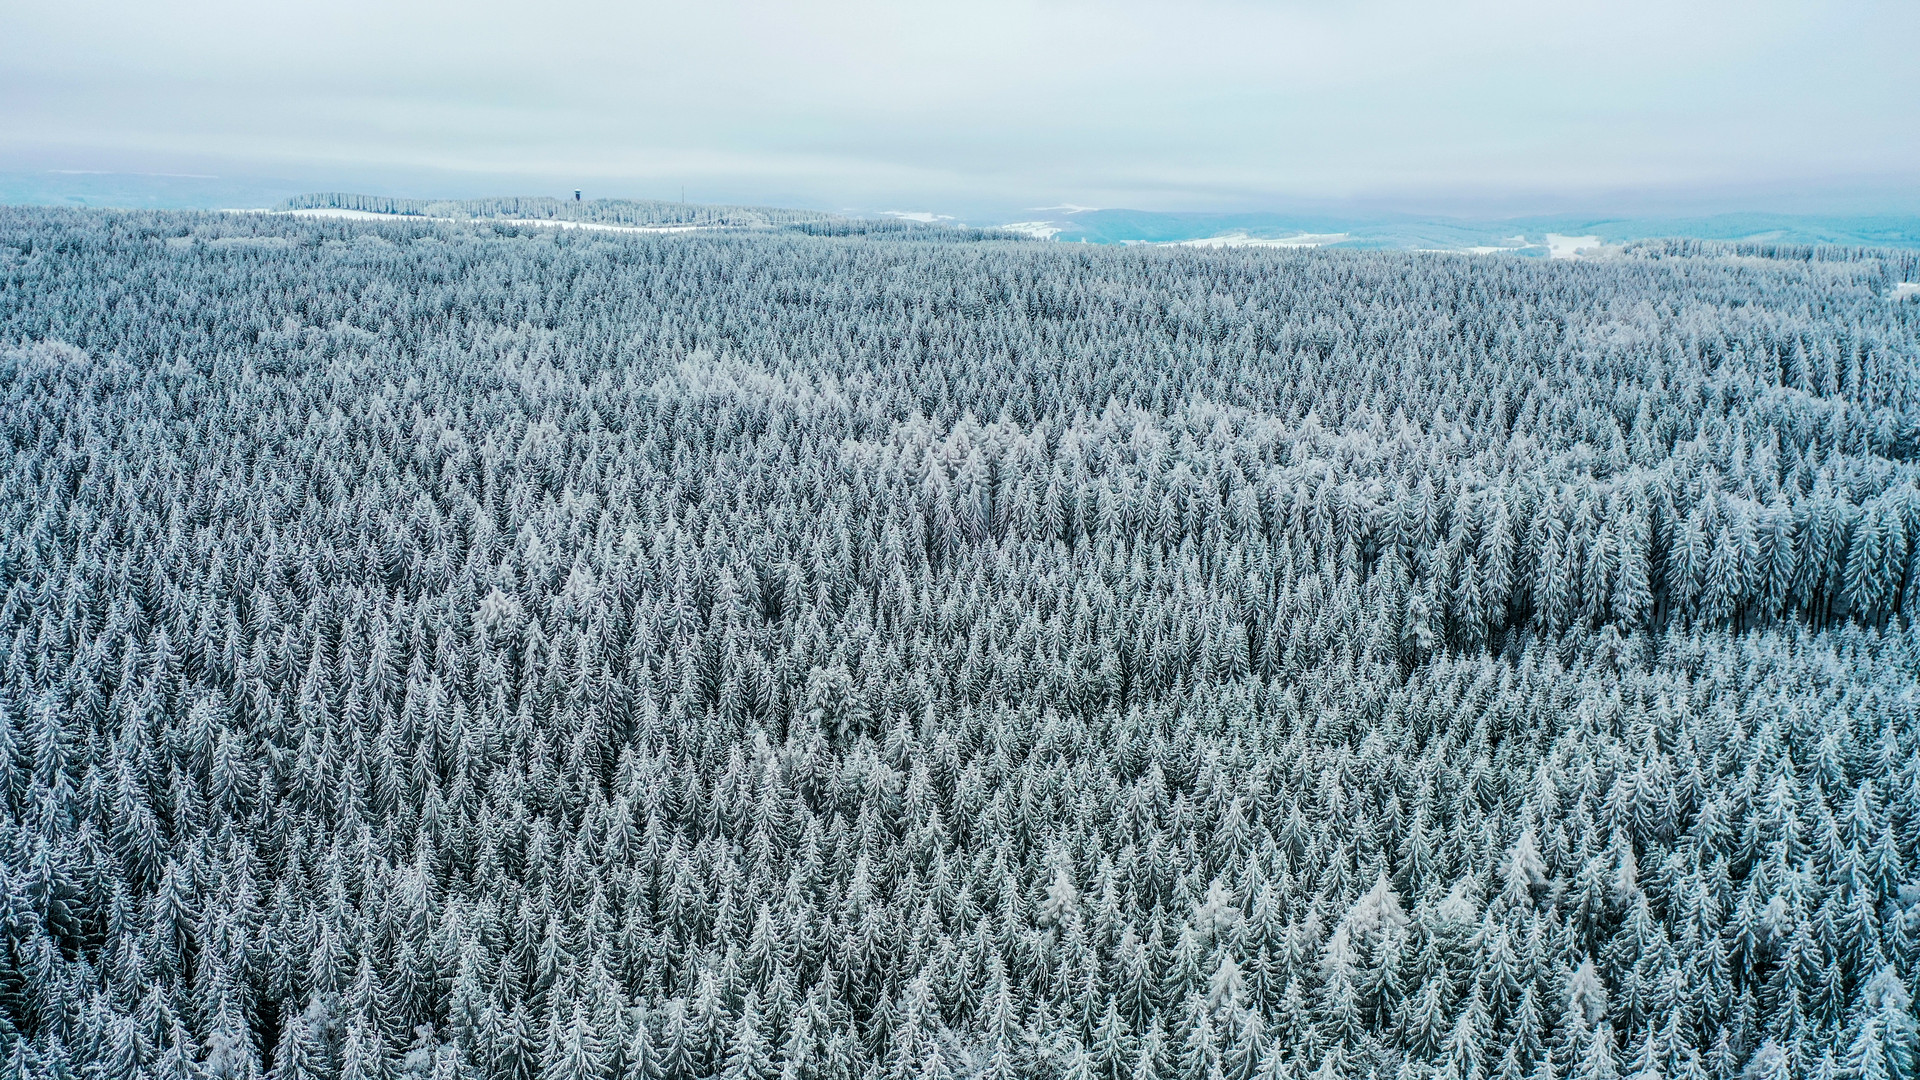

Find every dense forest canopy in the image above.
[0,206,1917,1080]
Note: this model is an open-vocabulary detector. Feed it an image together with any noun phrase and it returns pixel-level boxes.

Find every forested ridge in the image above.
[275,194,1012,241]
[278,194,843,231]
[0,206,1916,1080]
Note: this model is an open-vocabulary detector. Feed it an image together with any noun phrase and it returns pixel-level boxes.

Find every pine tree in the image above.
[618,1008,660,1080]
[497,1003,543,1080]
[341,1018,392,1080]
[720,993,774,1080]
[1574,1024,1618,1080]
[1843,969,1919,1080]
[1093,999,1137,1080]
[1742,1042,1791,1080]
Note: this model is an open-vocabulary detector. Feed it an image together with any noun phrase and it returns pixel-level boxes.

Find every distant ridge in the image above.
[278,192,1026,242]
[280,191,842,229]
[1627,237,1920,280]
[981,207,1920,253]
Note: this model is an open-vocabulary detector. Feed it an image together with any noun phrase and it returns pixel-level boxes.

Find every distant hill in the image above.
[7,171,1919,253]
[278,192,1025,242]
[280,191,843,229]
[983,207,1920,252]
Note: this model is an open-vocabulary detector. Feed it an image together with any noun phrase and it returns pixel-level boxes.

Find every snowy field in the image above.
[1173,231,1350,249]
[1545,233,1604,259]
[996,221,1067,239]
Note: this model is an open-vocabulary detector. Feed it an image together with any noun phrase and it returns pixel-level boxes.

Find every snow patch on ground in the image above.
[880,211,954,224]
[996,221,1065,240]
[1174,232,1348,249]
[1894,282,1920,301]
[1455,236,1543,255]
[1031,204,1099,214]
[1546,234,1605,259]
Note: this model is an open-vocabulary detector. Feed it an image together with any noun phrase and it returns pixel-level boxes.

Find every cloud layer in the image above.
[3,0,1915,211]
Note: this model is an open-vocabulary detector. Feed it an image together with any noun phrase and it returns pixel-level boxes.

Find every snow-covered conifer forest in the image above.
[1,206,1918,1080]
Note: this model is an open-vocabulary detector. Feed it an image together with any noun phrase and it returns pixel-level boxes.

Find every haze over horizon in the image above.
[4,0,1918,219]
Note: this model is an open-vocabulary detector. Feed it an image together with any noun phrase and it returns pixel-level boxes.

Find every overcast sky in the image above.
[3,0,1916,214]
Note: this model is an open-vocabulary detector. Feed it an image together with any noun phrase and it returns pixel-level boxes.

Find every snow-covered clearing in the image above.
[880,211,954,223]
[1175,232,1348,249]
[996,221,1065,239]
[1894,282,1920,301]
[1456,236,1541,254]
[1546,234,1604,259]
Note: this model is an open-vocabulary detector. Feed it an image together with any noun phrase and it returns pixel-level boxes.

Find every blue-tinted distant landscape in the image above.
[978,207,1920,251]
[10,169,1920,252]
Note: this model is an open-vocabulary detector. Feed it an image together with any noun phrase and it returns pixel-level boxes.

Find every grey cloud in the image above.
[2,0,1915,211]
